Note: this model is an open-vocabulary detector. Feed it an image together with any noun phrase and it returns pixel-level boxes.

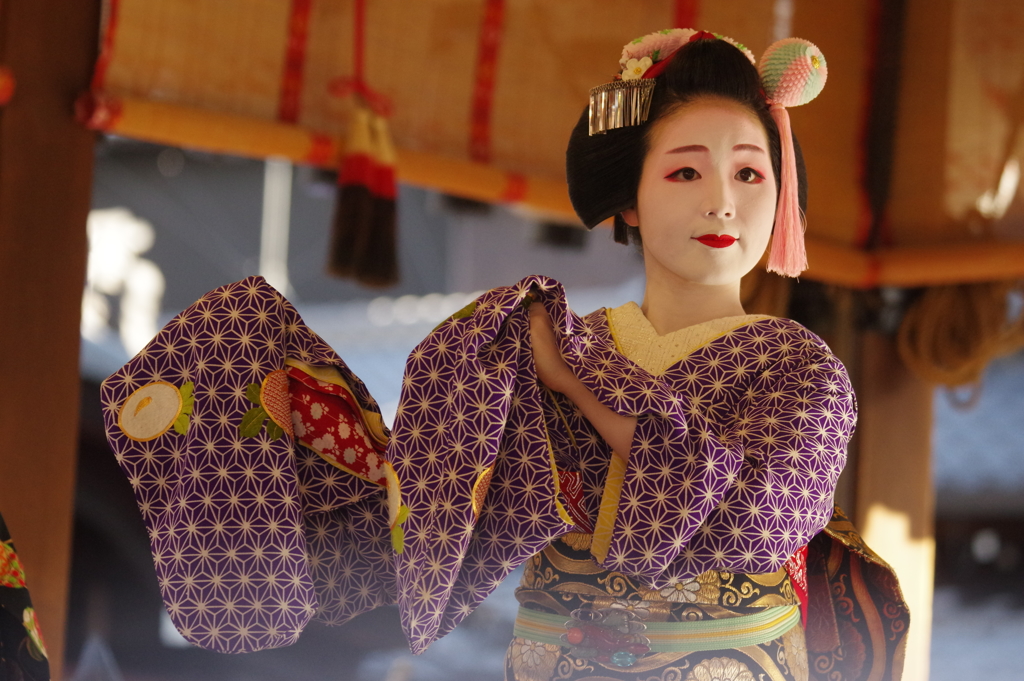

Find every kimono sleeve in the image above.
[100,277,392,653]
[662,337,856,581]
[586,320,855,585]
[389,275,575,653]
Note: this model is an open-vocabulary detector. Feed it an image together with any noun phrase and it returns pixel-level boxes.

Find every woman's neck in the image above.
[640,269,746,336]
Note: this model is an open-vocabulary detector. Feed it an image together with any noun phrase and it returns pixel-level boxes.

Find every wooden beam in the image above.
[0,0,100,677]
[81,96,1024,288]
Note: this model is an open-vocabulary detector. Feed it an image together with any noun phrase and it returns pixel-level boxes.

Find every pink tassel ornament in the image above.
[767,103,806,277]
[758,38,828,277]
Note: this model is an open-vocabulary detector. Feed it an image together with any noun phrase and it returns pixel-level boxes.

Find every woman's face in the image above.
[621,98,777,287]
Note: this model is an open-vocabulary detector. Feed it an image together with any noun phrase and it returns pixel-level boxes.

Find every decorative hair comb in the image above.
[588,29,754,136]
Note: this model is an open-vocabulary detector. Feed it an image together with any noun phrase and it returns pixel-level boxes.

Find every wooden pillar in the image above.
[0,1,100,678]
[856,333,935,681]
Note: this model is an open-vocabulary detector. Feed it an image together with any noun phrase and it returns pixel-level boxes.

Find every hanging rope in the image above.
[327,0,398,287]
[327,0,392,117]
[897,280,1024,387]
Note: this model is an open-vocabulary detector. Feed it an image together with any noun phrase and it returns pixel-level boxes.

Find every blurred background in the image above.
[1,0,1023,680]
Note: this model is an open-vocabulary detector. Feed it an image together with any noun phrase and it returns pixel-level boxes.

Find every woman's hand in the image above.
[529,301,638,461]
[529,302,578,394]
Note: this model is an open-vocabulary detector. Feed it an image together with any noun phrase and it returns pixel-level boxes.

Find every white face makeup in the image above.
[621,98,777,287]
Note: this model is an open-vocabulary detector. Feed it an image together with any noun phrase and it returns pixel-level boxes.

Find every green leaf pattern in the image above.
[239,406,269,438]
[265,419,284,441]
[174,381,195,435]
[238,381,287,439]
[173,412,190,436]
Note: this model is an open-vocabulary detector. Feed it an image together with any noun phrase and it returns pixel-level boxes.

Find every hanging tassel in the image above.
[758,37,828,278]
[329,105,376,278]
[353,114,399,287]
[765,103,807,278]
[327,0,399,286]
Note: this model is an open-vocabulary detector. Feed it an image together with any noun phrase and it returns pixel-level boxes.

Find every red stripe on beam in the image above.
[278,0,313,124]
[305,133,335,166]
[469,0,506,164]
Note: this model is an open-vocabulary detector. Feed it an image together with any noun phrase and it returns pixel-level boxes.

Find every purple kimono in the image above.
[101,275,854,655]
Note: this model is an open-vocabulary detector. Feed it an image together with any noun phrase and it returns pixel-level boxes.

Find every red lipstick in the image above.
[694,234,737,248]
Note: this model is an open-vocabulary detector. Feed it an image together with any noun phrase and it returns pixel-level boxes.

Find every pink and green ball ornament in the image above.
[759,38,827,107]
[756,37,827,278]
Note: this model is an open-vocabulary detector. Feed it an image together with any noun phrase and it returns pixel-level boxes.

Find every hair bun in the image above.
[759,38,827,107]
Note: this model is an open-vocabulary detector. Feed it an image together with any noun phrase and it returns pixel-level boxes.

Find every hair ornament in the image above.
[588,79,657,135]
[619,29,755,73]
[759,38,827,107]
[589,28,752,135]
[758,38,827,277]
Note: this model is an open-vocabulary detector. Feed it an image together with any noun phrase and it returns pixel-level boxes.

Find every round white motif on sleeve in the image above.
[118,382,182,441]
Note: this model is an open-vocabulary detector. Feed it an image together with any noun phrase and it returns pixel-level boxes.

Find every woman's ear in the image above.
[620,208,639,227]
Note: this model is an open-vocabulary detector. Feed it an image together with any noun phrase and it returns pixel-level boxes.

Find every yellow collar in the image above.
[605,302,768,376]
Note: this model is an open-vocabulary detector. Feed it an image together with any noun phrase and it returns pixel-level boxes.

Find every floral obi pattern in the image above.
[517,533,801,622]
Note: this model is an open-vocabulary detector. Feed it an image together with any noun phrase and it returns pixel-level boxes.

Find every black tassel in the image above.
[329,183,374,277]
[328,107,400,287]
[354,197,398,286]
[328,106,377,279]
[352,113,398,287]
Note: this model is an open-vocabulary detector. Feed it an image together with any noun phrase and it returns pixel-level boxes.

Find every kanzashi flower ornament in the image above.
[621,56,653,80]
[590,28,754,136]
[619,28,755,70]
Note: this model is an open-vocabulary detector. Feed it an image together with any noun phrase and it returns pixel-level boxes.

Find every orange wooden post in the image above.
[856,333,935,681]
[0,0,101,677]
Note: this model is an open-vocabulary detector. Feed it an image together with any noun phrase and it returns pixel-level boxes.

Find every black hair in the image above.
[566,37,806,245]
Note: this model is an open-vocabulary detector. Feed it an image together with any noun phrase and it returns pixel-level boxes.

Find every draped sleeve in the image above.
[100,277,395,653]
[101,275,586,656]
[388,275,577,653]
[662,330,855,580]
[574,318,856,585]
[100,275,855,657]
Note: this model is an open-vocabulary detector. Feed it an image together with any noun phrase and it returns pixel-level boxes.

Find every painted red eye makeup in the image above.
[666,167,701,181]
[735,167,766,184]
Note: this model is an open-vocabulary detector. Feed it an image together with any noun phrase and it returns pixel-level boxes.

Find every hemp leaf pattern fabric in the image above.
[390,277,577,652]
[101,277,392,653]
[392,275,853,649]
[101,275,855,657]
[563,309,856,585]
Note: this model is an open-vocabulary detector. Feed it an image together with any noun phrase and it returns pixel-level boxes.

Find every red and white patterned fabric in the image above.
[785,544,809,627]
[288,366,386,485]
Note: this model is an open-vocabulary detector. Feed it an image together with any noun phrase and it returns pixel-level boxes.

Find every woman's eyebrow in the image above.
[666,144,708,154]
[665,144,766,154]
